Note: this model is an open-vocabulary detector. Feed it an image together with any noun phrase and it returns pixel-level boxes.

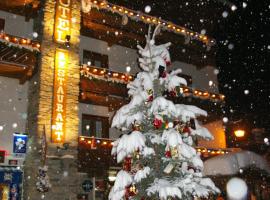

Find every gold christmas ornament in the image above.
[146,89,153,95]
[130,184,137,193]
[171,147,179,159]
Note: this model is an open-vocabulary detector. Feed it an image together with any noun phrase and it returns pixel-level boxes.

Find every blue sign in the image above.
[13,133,28,154]
[82,180,93,192]
[0,167,22,200]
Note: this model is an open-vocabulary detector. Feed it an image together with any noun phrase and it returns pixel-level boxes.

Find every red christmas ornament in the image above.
[169,90,176,97]
[165,60,171,67]
[153,118,163,129]
[123,157,132,171]
[183,126,191,134]
[147,95,153,102]
[165,150,172,158]
[161,71,167,78]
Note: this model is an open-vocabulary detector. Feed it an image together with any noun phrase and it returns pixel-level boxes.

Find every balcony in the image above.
[80,65,225,122]
[78,136,119,176]
[0,33,40,83]
[77,136,239,175]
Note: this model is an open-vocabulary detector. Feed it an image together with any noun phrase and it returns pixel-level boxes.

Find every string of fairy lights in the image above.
[83,0,216,46]
[80,65,225,102]
[0,32,40,52]
[79,136,232,156]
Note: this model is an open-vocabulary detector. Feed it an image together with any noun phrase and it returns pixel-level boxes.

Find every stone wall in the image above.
[24,0,83,199]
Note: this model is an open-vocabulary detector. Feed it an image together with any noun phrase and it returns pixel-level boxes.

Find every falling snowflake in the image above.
[231,5,237,11]
[144,5,151,13]
[32,32,38,38]
[12,123,18,129]
[228,43,234,50]
[126,66,131,73]
[223,117,229,123]
[222,11,228,18]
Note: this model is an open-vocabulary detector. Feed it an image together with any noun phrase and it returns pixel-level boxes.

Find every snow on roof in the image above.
[203,150,270,176]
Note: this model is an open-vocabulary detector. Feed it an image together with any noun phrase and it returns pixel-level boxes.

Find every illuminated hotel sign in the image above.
[54,0,72,43]
[52,49,68,143]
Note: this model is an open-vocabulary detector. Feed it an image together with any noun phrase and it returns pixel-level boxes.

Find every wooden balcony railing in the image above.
[77,136,239,174]
[80,65,225,116]
[0,33,40,83]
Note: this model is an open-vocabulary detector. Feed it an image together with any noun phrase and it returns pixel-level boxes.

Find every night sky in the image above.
[109,0,270,129]
[215,0,270,128]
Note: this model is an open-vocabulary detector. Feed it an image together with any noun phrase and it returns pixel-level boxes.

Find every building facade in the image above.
[0,0,226,199]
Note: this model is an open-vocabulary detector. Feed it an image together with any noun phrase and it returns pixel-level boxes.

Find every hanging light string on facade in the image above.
[0,32,40,52]
[80,65,225,102]
[82,0,216,46]
[78,136,232,155]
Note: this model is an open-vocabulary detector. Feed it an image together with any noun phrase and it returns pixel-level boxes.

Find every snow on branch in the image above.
[109,170,132,200]
[149,97,176,117]
[111,104,143,130]
[134,167,151,183]
[112,131,146,163]
[162,129,183,147]
[191,120,213,140]
[175,104,207,121]
[163,69,187,91]
[147,179,182,200]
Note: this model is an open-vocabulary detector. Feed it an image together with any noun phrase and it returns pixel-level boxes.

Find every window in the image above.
[0,18,5,31]
[83,50,109,68]
[82,114,109,138]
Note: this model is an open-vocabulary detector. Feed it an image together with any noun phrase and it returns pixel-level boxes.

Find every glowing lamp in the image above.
[234,130,245,137]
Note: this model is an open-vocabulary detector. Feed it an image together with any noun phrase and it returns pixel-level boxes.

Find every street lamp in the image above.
[234,129,245,138]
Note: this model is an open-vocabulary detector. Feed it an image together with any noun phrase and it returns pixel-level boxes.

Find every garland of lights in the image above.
[80,65,133,84]
[79,136,231,155]
[0,32,40,52]
[81,0,215,46]
[80,65,225,102]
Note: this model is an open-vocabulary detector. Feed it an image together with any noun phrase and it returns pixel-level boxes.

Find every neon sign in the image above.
[54,0,72,43]
[52,49,68,143]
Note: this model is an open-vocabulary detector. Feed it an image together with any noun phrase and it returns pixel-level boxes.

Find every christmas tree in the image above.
[109,25,220,200]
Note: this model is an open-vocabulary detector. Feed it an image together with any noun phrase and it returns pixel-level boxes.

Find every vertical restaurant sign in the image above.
[54,0,72,43]
[52,49,68,143]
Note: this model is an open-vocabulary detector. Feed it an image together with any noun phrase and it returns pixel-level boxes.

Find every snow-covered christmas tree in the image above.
[109,25,220,200]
